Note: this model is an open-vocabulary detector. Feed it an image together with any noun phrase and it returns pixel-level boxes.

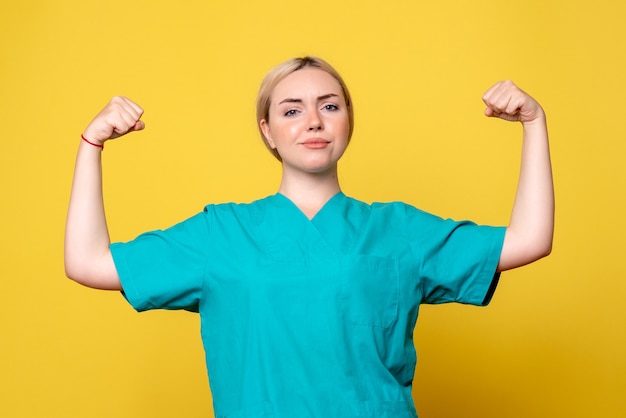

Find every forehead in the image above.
[272,68,344,102]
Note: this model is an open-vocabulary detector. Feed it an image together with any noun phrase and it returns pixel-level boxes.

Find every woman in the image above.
[65,56,553,417]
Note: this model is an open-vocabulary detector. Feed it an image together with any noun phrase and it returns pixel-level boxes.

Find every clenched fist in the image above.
[483,81,544,124]
[82,96,145,146]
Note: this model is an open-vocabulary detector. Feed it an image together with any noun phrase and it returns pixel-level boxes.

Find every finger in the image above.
[484,80,517,104]
[482,80,511,99]
[108,97,144,136]
[83,97,141,142]
[505,97,524,116]
[482,82,501,107]
[118,96,144,120]
[108,96,143,125]
[107,114,133,136]
[490,87,525,118]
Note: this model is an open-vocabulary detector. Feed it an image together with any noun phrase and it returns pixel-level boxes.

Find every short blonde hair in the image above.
[256,56,354,161]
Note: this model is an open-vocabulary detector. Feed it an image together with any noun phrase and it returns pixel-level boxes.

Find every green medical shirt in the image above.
[111,192,505,417]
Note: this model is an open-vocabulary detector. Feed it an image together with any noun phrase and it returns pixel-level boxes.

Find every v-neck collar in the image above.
[267,192,362,255]
[274,191,345,222]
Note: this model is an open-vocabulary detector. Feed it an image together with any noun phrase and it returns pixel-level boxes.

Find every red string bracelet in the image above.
[81,134,104,149]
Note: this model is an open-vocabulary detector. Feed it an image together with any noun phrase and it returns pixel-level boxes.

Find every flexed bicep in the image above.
[65,97,145,290]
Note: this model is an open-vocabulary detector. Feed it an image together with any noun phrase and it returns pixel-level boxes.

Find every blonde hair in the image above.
[256,56,354,161]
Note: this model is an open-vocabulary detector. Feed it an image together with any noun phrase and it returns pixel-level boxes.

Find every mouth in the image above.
[302,138,330,148]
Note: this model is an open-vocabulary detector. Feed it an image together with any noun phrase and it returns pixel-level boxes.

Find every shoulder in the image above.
[202,195,274,225]
[346,195,438,222]
[342,195,450,240]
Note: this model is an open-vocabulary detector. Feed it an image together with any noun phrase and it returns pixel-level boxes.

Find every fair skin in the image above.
[483,80,554,270]
[64,96,144,290]
[64,71,553,289]
[259,68,350,218]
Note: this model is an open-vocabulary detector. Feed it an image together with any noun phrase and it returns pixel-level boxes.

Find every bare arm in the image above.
[64,96,144,289]
[481,81,554,272]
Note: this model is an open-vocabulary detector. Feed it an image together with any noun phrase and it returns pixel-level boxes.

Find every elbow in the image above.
[64,250,121,290]
[64,257,89,286]
[543,238,553,258]
[64,253,101,288]
[64,241,89,285]
[535,226,554,260]
[64,254,77,281]
[500,228,553,271]
[535,240,552,261]
[525,232,553,263]
[526,234,553,265]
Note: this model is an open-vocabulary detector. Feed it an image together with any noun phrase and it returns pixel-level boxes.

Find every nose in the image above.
[307,109,323,131]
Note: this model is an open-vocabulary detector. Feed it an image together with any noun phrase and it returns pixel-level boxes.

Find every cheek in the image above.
[273,120,303,139]
[337,116,350,139]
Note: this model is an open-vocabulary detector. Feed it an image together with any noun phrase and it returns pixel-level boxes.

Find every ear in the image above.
[260,119,276,149]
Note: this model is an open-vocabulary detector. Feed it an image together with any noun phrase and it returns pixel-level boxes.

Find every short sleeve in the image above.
[110,210,211,313]
[407,208,506,306]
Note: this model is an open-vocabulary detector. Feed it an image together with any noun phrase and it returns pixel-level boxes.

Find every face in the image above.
[260,68,350,175]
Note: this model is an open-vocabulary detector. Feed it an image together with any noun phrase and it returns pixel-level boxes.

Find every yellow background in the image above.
[1,1,624,417]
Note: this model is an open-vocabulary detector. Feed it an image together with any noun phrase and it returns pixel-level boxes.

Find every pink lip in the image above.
[302,138,330,149]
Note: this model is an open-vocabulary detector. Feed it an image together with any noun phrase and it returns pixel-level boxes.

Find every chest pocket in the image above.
[339,255,399,328]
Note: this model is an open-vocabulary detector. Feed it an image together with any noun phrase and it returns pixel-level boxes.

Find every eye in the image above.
[284,109,298,117]
[323,104,339,111]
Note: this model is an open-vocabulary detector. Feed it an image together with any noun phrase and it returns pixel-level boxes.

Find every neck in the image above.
[277,166,341,219]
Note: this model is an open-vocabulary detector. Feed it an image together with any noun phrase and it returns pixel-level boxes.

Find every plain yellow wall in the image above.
[1,1,624,417]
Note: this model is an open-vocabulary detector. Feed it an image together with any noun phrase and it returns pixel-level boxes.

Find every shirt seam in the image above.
[199,205,214,313]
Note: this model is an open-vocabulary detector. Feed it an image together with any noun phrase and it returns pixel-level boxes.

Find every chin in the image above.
[309,166,339,176]
[303,158,338,172]
[282,155,340,175]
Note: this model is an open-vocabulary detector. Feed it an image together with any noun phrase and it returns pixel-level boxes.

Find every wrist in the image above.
[522,113,547,129]
[81,134,104,149]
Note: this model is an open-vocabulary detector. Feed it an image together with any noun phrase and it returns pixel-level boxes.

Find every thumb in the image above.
[484,107,519,122]
[109,120,145,139]
[130,120,145,132]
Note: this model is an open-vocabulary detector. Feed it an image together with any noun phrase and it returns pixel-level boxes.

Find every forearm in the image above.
[64,96,143,288]
[64,141,120,289]
[498,116,554,271]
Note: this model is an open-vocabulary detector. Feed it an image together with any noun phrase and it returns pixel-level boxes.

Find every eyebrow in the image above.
[278,93,339,105]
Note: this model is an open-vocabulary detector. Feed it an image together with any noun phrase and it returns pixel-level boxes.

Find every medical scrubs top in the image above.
[111,192,505,418]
